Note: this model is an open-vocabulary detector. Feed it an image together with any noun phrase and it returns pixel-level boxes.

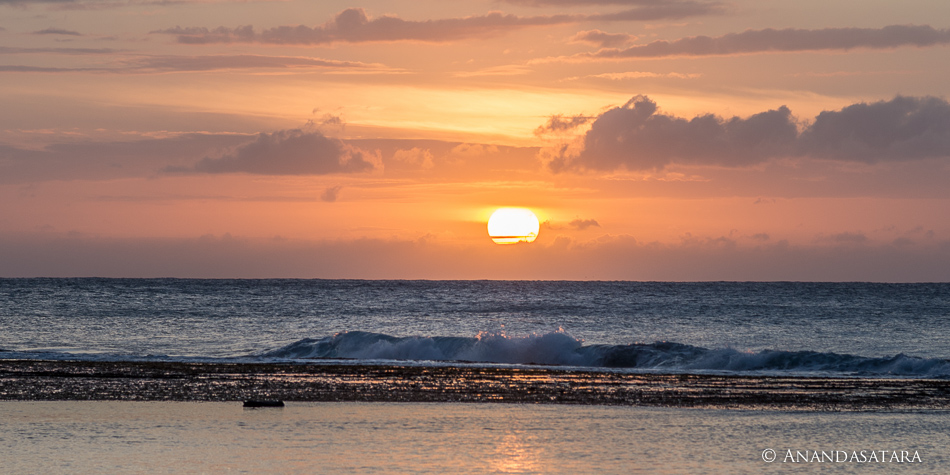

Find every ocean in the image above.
[1,279,949,378]
[3,279,950,474]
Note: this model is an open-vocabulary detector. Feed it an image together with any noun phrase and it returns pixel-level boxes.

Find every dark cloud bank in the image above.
[550,95,950,171]
[2,232,948,281]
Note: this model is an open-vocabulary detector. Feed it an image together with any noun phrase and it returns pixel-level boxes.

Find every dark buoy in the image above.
[243,399,285,407]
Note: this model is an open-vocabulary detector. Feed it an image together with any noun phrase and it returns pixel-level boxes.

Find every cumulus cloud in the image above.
[189,129,379,175]
[799,96,950,162]
[153,5,721,45]
[551,95,797,171]
[550,95,950,171]
[571,24,950,60]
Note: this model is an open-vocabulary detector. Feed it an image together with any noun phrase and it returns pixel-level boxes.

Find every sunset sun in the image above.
[487,208,540,244]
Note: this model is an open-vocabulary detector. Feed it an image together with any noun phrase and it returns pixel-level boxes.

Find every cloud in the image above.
[153,5,721,45]
[534,114,594,136]
[33,27,81,35]
[0,65,98,72]
[0,0,76,4]
[550,95,950,171]
[0,133,249,184]
[392,147,435,169]
[817,231,869,244]
[569,218,601,230]
[569,24,950,60]
[451,64,533,77]
[502,0,705,5]
[588,2,723,22]
[3,231,948,281]
[799,96,950,162]
[155,8,581,45]
[0,52,381,74]
[320,185,342,202]
[0,0,256,9]
[188,129,379,175]
[120,54,376,73]
[551,95,798,171]
[0,46,118,54]
[564,71,700,80]
[570,29,635,48]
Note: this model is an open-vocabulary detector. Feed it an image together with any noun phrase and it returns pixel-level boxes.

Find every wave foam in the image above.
[260,331,950,378]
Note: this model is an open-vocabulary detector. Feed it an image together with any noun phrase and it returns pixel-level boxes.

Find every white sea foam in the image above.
[258,330,950,378]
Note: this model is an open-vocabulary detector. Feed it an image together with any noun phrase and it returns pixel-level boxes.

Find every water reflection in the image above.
[489,432,542,473]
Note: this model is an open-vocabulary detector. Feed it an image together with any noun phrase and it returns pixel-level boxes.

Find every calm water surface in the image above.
[1,401,948,474]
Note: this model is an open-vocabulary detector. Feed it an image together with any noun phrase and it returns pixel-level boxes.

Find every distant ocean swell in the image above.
[261,330,950,378]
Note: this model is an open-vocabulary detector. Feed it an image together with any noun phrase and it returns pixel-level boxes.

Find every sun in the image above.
[487,208,540,244]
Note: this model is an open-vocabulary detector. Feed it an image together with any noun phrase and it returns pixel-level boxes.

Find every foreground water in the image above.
[2,279,949,378]
[1,401,947,474]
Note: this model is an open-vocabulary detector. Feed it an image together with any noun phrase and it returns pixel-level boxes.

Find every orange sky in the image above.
[2,0,950,280]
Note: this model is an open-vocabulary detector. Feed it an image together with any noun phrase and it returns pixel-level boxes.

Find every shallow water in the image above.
[1,401,947,474]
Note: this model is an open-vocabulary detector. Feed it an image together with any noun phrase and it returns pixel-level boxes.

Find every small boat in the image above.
[243,399,285,407]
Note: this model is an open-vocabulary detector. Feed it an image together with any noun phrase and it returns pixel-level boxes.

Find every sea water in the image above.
[1,401,948,474]
[1,279,949,378]
[4,279,950,474]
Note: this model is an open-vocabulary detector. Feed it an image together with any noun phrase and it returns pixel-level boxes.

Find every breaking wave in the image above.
[260,330,950,378]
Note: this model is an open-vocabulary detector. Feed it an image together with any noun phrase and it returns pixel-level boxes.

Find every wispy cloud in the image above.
[569,29,636,48]
[559,24,950,60]
[563,70,701,80]
[121,54,379,73]
[33,27,82,35]
[1,0,272,10]
[501,0,703,5]
[0,52,384,74]
[0,46,118,54]
[154,8,581,45]
[0,0,76,4]
[550,95,950,171]
[0,133,249,184]
[0,65,101,72]
[451,64,533,77]
[153,5,722,45]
